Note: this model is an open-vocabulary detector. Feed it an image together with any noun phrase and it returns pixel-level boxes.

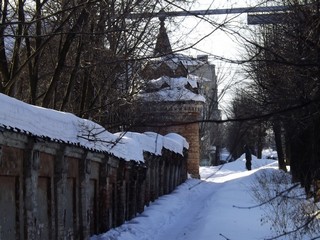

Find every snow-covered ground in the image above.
[92,157,315,240]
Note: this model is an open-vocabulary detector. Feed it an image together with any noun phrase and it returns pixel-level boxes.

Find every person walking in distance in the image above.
[244,145,252,170]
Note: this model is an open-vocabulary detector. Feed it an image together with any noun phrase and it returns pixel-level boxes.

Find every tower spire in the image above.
[154,11,172,57]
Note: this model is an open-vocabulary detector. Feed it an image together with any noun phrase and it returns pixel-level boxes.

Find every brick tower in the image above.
[138,17,205,178]
[137,98,204,178]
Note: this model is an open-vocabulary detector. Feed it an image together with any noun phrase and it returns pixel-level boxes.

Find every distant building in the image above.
[183,55,222,164]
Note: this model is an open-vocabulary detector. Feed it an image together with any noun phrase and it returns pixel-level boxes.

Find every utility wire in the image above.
[188,162,227,190]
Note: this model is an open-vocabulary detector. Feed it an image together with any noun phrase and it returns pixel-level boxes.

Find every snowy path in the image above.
[154,181,222,240]
[92,159,279,240]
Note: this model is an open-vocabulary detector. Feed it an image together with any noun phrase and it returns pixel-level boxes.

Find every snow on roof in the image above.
[115,132,189,156]
[162,54,204,66]
[147,54,205,71]
[149,76,198,89]
[143,132,189,154]
[188,74,211,83]
[164,133,189,150]
[139,76,206,102]
[0,93,188,162]
[115,132,161,155]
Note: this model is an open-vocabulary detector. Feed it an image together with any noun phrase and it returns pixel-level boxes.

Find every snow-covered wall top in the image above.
[0,93,188,162]
[139,76,206,102]
[114,132,189,156]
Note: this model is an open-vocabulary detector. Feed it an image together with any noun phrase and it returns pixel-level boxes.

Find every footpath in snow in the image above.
[91,157,293,240]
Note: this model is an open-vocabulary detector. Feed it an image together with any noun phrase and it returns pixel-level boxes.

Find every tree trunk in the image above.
[42,9,89,108]
[273,122,287,172]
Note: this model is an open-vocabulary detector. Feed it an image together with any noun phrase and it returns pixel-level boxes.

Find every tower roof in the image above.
[154,15,172,57]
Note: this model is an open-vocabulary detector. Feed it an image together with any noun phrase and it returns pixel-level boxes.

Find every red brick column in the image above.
[136,101,203,179]
[163,123,200,178]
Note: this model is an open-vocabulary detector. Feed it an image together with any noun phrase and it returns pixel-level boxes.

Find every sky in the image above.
[165,0,269,111]
[172,0,263,59]
[91,155,320,240]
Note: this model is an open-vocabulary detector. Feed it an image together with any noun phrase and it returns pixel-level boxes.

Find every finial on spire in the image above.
[158,9,166,23]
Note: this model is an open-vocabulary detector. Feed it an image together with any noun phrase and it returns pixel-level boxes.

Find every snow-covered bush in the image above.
[250,169,320,240]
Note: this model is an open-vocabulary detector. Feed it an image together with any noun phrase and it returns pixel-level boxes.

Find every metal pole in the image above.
[127,5,292,19]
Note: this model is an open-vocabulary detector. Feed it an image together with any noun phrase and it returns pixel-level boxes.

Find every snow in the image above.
[164,132,189,150]
[139,76,206,102]
[165,54,204,67]
[91,157,313,240]
[219,147,233,162]
[0,93,187,162]
[262,148,279,160]
[140,87,205,102]
[114,132,188,156]
[148,76,198,89]
[150,54,204,70]
[188,74,212,83]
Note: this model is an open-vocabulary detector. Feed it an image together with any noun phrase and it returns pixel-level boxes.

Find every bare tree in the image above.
[0,0,191,126]
[241,0,320,191]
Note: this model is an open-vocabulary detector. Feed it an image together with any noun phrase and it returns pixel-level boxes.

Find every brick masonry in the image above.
[136,101,203,178]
